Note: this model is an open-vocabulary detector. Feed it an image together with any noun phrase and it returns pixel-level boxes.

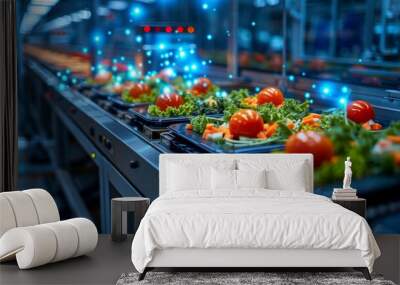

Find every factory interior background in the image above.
[16,0,400,234]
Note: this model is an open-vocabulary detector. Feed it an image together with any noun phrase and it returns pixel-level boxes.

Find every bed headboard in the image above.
[159,154,314,195]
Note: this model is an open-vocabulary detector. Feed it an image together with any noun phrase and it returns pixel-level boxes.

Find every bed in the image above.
[131,154,380,280]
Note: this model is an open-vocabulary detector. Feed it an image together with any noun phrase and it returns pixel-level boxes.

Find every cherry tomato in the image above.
[155,93,184,111]
[94,72,112,84]
[191,77,212,94]
[129,83,150,99]
[229,109,264,138]
[285,131,334,167]
[347,100,375,124]
[257,87,285,106]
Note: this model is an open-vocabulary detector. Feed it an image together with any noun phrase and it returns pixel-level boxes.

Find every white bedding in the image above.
[131,190,380,273]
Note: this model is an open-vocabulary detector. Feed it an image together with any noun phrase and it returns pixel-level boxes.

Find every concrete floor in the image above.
[1,235,399,285]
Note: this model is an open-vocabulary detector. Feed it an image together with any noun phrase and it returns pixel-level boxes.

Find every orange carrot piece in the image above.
[266,123,278,137]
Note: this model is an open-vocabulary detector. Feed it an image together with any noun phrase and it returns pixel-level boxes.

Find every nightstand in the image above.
[332,198,366,218]
[111,197,150,242]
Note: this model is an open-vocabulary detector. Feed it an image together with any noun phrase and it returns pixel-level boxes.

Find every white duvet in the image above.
[131,190,380,273]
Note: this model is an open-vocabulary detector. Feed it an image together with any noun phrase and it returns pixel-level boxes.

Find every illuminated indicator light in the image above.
[136,36,142,43]
[312,84,316,89]
[301,71,306,76]
[159,43,165,50]
[82,47,88,53]
[251,21,256,26]
[124,29,131,35]
[144,26,151,32]
[309,99,314,104]
[112,66,117,71]
[228,74,233,79]
[107,30,112,35]
[131,6,141,15]
[184,65,189,72]
[304,92,311,98]
[255,87,260,92]
[120,56,125,61]
[288,75,295,81]
[165,26,173,33]
[206,34,213,40]
[191,64,197,70]
[201,60,206,65]
[187,26,195,33]
[97,50,102,55]
[202,3,208,9]
[177,26,184,33]
[189,49,195,54]
[146,51,152,56]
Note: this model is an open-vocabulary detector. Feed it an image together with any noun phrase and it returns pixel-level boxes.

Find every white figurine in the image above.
[343,156,352,189]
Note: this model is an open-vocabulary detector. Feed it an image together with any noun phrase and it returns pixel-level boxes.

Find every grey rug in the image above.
[117,272,395,285]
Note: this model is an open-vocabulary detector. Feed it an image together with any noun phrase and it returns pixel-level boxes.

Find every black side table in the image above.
[111,197,150,242]
[332,198,366,218]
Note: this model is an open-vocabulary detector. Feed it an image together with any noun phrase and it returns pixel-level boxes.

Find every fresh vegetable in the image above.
[191,77,212,95]
[155,93,184,111]
[128,83,150,99]
[347,100,375,124]
[229,109,264,138]
[362,120,382,131]
[285,131,334,167]
[256,87,284,106]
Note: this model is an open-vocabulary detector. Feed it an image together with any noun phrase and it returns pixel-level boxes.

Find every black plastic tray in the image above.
[127,106,193,128]
[108,96,149,110]
[168,123,285,153]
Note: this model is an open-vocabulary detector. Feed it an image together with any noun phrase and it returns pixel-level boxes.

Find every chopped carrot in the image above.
[186,123,193,130]
[265,122,278,137]
[263,123,270,131]
[387,135,400,144]
[257,131,267,139]
[362,122,371,130]
[370,123,382,130]
[287,120,295,130]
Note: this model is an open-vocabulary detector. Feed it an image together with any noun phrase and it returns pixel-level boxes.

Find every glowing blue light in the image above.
[202,3,209,9]
[112,58,118,64]
[159,43,166,50]
[179,51,186,58]
[57,72,61,77]
[341,86,349,93]
[107,30,112,35]
[146,51,152,56]
[339,97,347,105]
[228,74,233,79]
[120,56,125,61]
[255,87,260,92]
[112,66,117,71]
[129,70,137,78]
[309,99,314,104]
[135,36,142,43]
[72,78,77,84]
[191,64,198,70]
[251,21,256,26]
[82,47,88,53]
[97,50,102,55]
[322,87,330,95]
[312,84,316,89]
[201,60,207,66]
[301,71,306,76]
[304,92,311,99]
[125,29,131,36]
[94,36,101,42]
[288,75,295,81]
[189,49,195,54]
[207,34,213,40]
[130,6,142,16]
[163,86,171,94]
[184,65,189,72]
[165,60,170,66]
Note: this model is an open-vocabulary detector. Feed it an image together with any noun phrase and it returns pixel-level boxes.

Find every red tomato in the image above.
[347,100,375,124]
[129,83,150,99]
[191,77,212,94]
[257,87,285,106]
[285,131,334,167]
[94,72,112,84]
[155,93,184,111]
[229,109,264,138]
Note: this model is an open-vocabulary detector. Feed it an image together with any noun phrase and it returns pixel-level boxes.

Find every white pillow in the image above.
[167,160,236,192]
[238,159,308,191]
[211,169,267,191]
[211,168,237,191]
[236,169,267,189]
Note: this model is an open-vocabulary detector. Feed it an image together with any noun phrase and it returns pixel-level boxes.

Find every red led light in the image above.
[143,26,151,32]
[187,26,195,33]
[176,26,184,33]
[155,26,161,32]
[165,26,173,33]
